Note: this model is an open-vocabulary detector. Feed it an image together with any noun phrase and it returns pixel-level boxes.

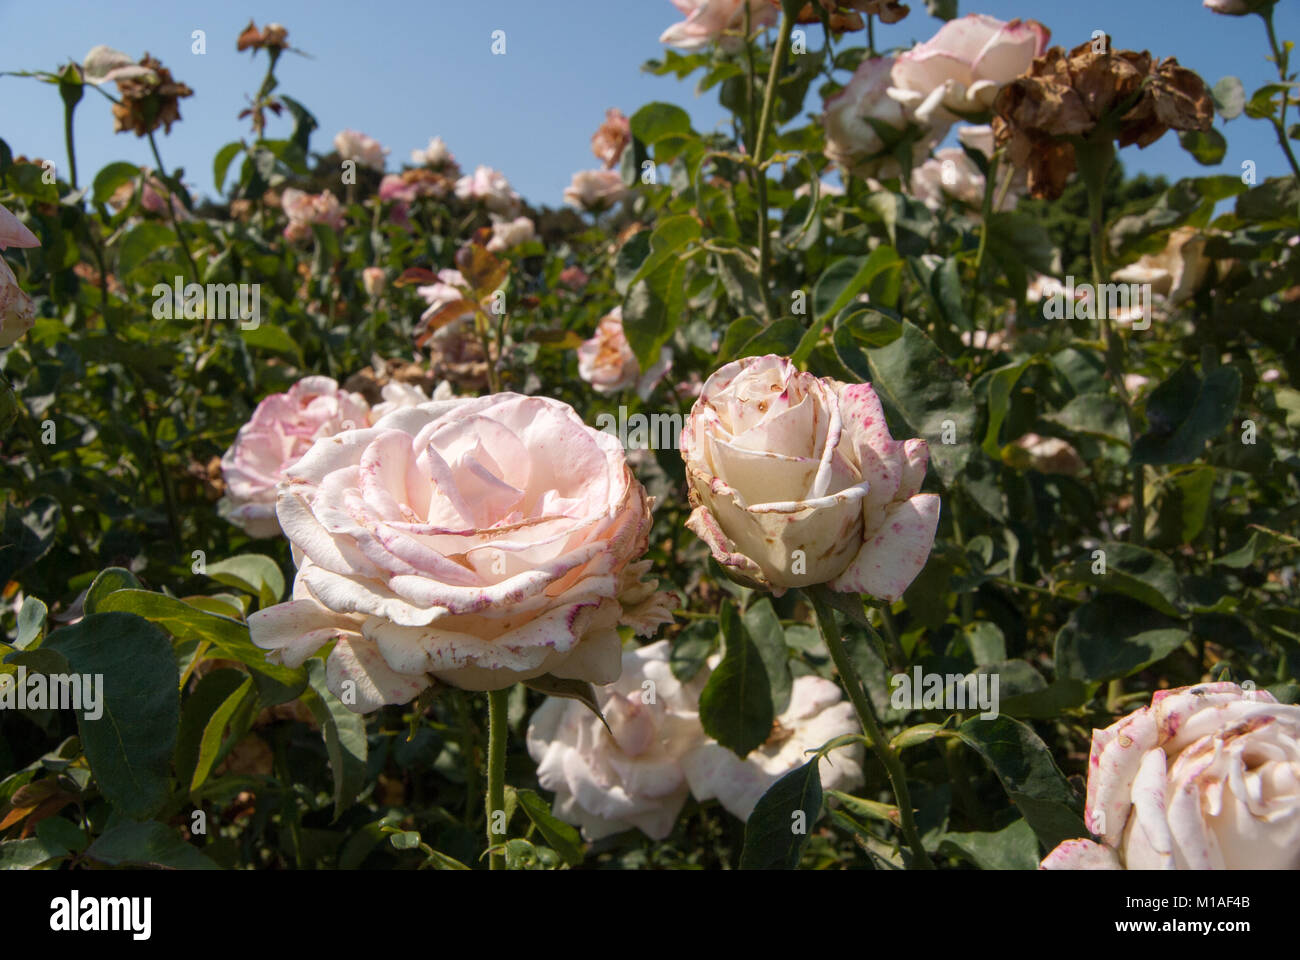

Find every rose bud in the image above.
[681,355,939,599]
[1041,682,1300,869]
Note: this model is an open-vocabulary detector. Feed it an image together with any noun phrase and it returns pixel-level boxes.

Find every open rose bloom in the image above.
[249,393,675,711]
[1,202,41,348]
[1042,682,1300,870]
[576,306,671,400]
[682,355,939,599]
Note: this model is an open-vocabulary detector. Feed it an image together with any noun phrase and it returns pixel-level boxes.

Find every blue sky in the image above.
[2,0,1297,207]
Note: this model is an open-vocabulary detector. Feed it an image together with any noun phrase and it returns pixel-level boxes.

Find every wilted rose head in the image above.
[681,355,939,599]
[1111,226,1211,305]
[888,14,1049,128]
[591,108,632,169]
[248,392,675,709]
[527,640,708,840]
[218,376,372,538]
[1042,682,1300,869]
[576,307,671,400]
[993,39,1214,199]
[110,54,193,137]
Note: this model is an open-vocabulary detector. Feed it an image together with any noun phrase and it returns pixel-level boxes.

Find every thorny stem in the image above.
[806,585,932,869]
[750,9,795,323]
[1263,9,1300,182]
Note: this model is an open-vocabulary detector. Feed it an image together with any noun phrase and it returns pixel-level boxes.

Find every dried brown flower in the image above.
[110,54,193,137]
[993,38,1213,199]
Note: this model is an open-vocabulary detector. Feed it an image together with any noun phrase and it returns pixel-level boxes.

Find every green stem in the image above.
[146,132,201,286]
[1263,10,1300,191]
[485,687,509,870]
[63,101,78,190]
[806,586,932,868]
[1079,138,1144,545]
[751,9,794,323]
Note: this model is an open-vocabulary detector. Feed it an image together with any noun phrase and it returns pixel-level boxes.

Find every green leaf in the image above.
[627,215,700,290]
[670,619,718,682]
[213,141,243,194]
[83,566,141,616]
[303,660,368,821]
[203,554,285,609]
[739,759,822,869]
[1212,76,1245,120]
[1178,128,1227,166]
[623,254,687,370]
[718,315,764,362]
[522,673,609,730]
[836,319,976,484]
[998,679,1092,719]
[117,222,176,275]
[91,162,140,206]
[96,589,305,692]
[1054,596,1190,683]
[1043,393,1131,445]
[955,715,1085,852]
[1058,542,1185,616]
[84,821,218,870]
[15,596,46,650]
[630,102,692,144]
[939,819,1039,870]
[964,620,1006,666]
[699,601,774,758]
[0,836,68,869]
[981,359,1031,458]
[1130,364,1241,466]
[812,246,900,322]
[177,669,256,792]
[513,787,585,866]
[42,612,178,819]
[743,597,793,714]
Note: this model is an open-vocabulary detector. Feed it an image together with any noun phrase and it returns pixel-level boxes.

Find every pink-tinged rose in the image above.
[369,380,453,420]
[1204,0,1268,15]
[1041,682,1300,870]
[577,306,671,400]
[333,129,388,171]
[454,165,522,218]
[485,215,536,253]
[1,202,40,348]
[559,265,590,291]
[823,57,938,179]
[378,174,416,204]
[889,14,1050,127]
[681,355,939,598]
[910,148,986,210]
[682,674,864,821]
[218,376,372,538]
[248,393,676,709]
[1007,432,1086,475]
[108,169,192,221]
[660,0,777,51]
[361,266,386,297]
[281,188,346,242]
[411,136,454,168]
[591,108,631,169]
[564,169,629,213]
[0,202,40,250]
[526,639,706,840]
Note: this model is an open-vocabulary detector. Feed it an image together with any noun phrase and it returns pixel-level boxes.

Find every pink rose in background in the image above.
[411,136,455,168]
[526,640,706,840]
[108,168,192,221]
[1042,682,1300,870]
[1,202,40,349]
[888,14,1050,128]
[248,393,675,709]
[823,57,937,180]
[564,169,629,212]
[333,129,388,171]
[660,0,777,51]
[591,108,632,169]
[281,188,346,242]
[361,266,386,297]
[454,165,522,218]
[682,355,939,598]
[559,265,590,291]
[486,215,536,253]
[218,376,372,538]
[577,306,671,400]
[683,674,864,821]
